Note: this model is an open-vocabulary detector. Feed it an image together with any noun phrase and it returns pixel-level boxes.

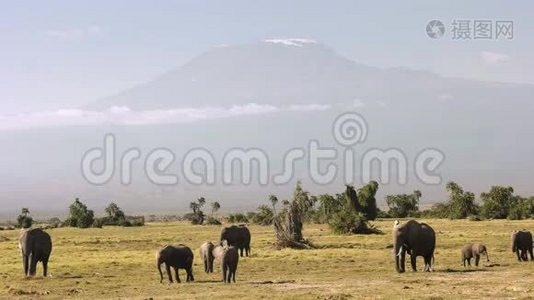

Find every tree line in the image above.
[15,198,145,229]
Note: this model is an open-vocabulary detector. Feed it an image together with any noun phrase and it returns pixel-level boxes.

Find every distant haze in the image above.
[1,39,533,218]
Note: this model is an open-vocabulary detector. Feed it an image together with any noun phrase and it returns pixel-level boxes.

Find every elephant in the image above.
[511,230,533,261]
[200,241,215,273]
[19,228,52,277]
[212,243,225,262]
[222,246,239,283]
[392,220,436,273]
[462,243,489,267]
[156,245,194,283]
[220,225,251,257]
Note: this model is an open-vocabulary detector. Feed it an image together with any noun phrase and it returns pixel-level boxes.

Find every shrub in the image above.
[227,213,248,224]
[329,211,381,235]
[67,198,95,228]
[48,217,62,228]
[468,215,483,221]
[205,217,222,225]
[93,218,105,228]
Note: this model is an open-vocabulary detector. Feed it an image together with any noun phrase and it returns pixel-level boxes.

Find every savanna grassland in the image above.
[1,219,534,299]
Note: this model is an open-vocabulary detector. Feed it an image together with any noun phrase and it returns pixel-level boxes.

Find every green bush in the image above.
[205,216,222,225]
[227,213,248,224]
[329,211,381,235]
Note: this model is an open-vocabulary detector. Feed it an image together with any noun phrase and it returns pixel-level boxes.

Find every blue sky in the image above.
[1,0,533,113]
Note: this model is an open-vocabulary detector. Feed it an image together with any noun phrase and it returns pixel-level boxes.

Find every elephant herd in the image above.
[156,224,250,284]
[393,220,534,273]
[14,220,534,282]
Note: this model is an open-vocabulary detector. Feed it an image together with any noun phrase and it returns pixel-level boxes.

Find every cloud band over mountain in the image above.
[0,103,331,130]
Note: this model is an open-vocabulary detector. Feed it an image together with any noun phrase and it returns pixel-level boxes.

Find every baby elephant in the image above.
[462,243,489,267]
[200,241,215,273]
[156,245,194,283]
[222,246,239,283]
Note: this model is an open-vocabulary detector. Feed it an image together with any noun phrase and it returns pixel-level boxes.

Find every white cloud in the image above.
[480,51,510,65]
[0,103,332,131]
[352,99,366,108]
[263,38,318,47]
[377,101,388,108]
[287,104,331,111]
[46,25,102,42]
[438,93,453,100]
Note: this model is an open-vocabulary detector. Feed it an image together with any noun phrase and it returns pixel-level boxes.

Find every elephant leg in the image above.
[222,264,228,283]
[23,255,30,276]
[410,255,417,272]
[29,256,38,277]
[240,248,244,257]
[174,267,181,283]
[188,268,194,282]
[424,256,432,272]
[475,255,480,267]
[203,259,208,273]
[232,269,236,283]
[43,260,48,277]
[467,258,471,266]
[165,264,173,283]
[529,248,533,261]
[463,258,466,267]
[400,251,406,273]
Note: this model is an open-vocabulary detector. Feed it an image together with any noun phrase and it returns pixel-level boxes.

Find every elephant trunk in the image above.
[485,250,490,262]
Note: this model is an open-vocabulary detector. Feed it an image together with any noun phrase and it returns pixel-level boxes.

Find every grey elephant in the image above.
[156,245,194,283]
[200,241,215,273]
[511,230,533,261]
[19,228,52,277]
[392,220,436,273]
[462,243,489,267]
[220,225,251,257]
[222,246,239,283]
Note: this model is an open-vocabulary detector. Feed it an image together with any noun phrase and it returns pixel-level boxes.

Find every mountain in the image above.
[89,39,380,109]
[2,39,533,216]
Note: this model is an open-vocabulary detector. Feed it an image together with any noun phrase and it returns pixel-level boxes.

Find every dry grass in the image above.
[1,219,534,299]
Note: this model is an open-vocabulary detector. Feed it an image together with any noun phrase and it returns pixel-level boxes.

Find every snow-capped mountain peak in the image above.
[262,38,318,47]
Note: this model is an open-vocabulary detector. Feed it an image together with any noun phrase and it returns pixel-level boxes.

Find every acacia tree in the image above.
[105,202,126,224]
[17,208,33,228]
[189,197,207,224]
[211,201,221,216]
[386,190,421,218]
[446,182,478,219]
[67,198,95,228]
[357,181,379,220]
[329,182,380,234]
[481,186,515,219]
